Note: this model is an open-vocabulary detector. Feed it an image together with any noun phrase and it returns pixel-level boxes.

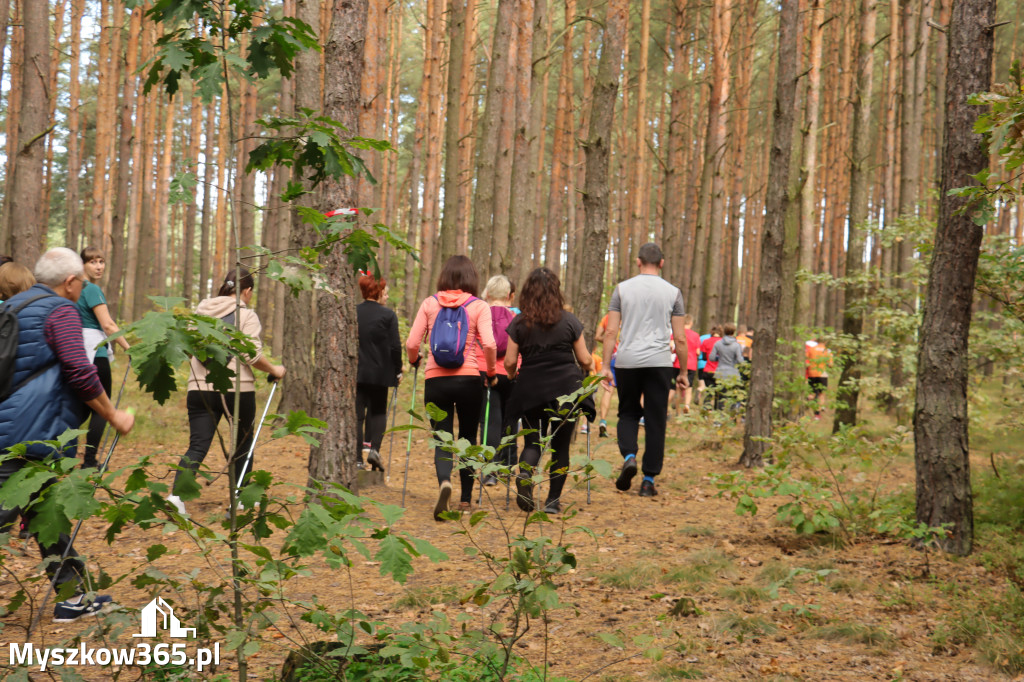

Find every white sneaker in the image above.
[166,495,187,515]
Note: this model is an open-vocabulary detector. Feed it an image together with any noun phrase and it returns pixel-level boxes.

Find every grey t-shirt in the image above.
[608,274,686,368]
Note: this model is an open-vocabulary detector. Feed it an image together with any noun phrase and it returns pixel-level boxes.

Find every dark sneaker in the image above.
[53,595,118,622]
[599,421,608,438]
[615,457,637,491]
[483,474,499,487]
[543,499,560,515]
[515,474,534,512]
[639,480,658,497]
[366,449,384,472]
[433,481,452,522]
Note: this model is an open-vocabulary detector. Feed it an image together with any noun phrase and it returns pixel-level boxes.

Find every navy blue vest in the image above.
[0,284,89,459]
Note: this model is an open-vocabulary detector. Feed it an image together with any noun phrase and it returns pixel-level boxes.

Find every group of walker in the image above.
[356,243,692,520]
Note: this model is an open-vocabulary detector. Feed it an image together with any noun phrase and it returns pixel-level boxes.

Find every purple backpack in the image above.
[490,306,515,357]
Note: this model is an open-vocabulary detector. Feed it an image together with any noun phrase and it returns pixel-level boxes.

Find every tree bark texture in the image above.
[278,0,321,417]
[740,0,800,468]
[913,0,995,557]
[309,0,368,491]
[8,0,49,265]
[439,0,466,263]
[578,0,628,349]
[832,0,877,431]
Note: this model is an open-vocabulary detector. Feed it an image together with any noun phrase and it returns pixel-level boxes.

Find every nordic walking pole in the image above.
[29,421,127,638]
[234,379,278,499]
[586,416,592,505]
[400,365,420,508]
[385,380,400,483]
[477,385,491,505]
[94,360,132,467]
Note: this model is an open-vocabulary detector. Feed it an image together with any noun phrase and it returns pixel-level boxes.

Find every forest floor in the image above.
[4,379,1023,682]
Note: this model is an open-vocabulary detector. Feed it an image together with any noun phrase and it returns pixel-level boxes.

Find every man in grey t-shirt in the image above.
[601,243,688,498]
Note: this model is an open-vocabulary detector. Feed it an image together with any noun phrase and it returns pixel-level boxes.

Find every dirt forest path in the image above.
[5,381,1011,682]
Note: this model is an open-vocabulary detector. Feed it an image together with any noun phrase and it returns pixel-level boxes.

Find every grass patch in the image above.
[678,525,715,538]
[827,577,868,594]
[393,584,462,609]
[713,612,778,636]
[755,560,791,585]
[806,622,894,648]
[719,585,768,604]
[598,560,662,590]
[652,664,705,680]
[664,549,737,588]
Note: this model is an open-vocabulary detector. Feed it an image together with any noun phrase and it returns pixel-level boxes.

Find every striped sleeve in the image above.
[44,305,104,401]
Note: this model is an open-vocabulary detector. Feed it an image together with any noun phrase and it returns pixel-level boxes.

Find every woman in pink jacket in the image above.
[406,256,497,520]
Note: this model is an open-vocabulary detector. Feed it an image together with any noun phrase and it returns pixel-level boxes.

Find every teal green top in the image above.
[77,281,108,358]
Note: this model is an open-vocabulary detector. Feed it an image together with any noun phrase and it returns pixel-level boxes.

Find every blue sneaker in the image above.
[53,594,118,622]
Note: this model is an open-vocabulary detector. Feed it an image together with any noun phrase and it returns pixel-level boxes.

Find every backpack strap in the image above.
[3,293,53,315]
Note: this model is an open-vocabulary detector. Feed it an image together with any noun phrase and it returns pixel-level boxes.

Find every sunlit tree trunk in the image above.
[472,0,515,270]
[7,0,49,264]
[108,5,141,317]
[42,0,66,233]
[833,0,878,431]
[440,0,466,263]
[65,0,84,252]
[795,0,825,330]
[506,0,535,284]
[691,0,731,331]
[545,0,575,278]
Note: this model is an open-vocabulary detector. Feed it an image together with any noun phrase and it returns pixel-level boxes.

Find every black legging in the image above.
[356,383,390,451]
[424,375,482,503]
[479,373,517,468]
[173,390,256,495]
[82,355,113,467]
[519,401,575,506]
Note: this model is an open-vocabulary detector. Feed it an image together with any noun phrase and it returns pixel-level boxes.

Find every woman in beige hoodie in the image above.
[166,267,285,515]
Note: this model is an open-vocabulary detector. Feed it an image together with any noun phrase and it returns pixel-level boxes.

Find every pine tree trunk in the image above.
[472,0,516,269]
[506,0,535,285]
[0,0,22,256]
[661,1,688,290]
[629,0,651,266]
[182,88,202,303]
[914,0,994,557]
[65,0,84,252]
[578,0,628,348]
[309,0,369,491]
[527,0,548,272]
[420,0,446,299]
[155,97,175,297]
[108,5,141,318]
[795,0,825,330]
[124,24,150,321]
[278,0,321,417]
[832,0,878,431]
[42,0,66,234]
[440,0,466,262]
[740,0,800,468]
[199,98,217,301]
[7,0,50,265]
[545,0,575,277]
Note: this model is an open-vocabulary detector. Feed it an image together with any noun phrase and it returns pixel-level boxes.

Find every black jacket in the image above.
[357,300,402,387]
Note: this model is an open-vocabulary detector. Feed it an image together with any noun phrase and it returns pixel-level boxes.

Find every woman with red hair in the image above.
[356,273,402,471]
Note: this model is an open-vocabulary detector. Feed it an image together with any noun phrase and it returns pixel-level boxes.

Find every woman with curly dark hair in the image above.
[504,267,594,514]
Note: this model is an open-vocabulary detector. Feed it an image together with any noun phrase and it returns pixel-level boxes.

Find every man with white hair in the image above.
[0,247,134,622]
